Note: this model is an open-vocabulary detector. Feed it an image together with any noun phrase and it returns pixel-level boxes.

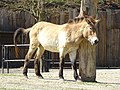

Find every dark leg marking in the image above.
[59,58,64,80]
[72,61,80,80]
[23,59,29,78]
[34,58,43,79]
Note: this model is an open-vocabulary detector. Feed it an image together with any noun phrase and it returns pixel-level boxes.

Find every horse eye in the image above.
[89,30,93,35]
[88,22,91,24]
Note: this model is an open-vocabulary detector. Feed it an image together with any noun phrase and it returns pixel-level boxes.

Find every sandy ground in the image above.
[0,68,120,90]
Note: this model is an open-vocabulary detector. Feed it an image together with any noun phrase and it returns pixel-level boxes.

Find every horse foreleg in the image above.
[59,57,64,80]
[69,51,80,81]
[72,60,79,80]
[23,45,37,78]
[59,48,65,80]
[34,46,44,78]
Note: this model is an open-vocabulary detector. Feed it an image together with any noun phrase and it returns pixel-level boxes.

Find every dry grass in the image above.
[0,69,120,90]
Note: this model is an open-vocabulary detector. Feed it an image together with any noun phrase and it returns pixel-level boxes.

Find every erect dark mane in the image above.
[84,16,96,30]
[85,16,96,24]
[68,16,96,30]
[67,17,83,24]
[72,15,95,24]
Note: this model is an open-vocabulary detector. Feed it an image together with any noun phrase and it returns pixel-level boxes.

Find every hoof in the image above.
[38,75,44,79]
[36,74,44,79]
[23,74,28,79]
[75,76,81,81]
[59,77,64,81]
[59,78,64,81]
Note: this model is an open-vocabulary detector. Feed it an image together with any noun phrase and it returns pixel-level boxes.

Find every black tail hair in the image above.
[13,28,25,58]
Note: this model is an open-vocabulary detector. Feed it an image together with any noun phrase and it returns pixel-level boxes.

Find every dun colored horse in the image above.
[14,1,99,80]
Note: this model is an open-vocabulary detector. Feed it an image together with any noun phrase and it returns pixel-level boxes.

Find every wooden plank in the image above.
[24,12,35,28]
[63,10,69,23]
[106,9,112,68]
[12,11,17,30]
[114,10,120,29]
[96,11,102,67]
[101,11,106,67]
[68,8,73,19]
[8,10,13,31]
[117,28,120,66]
[103,11,107,67]
[111,11,118,66]
[56,11,60,24]
[60,10,64,24]
[111,29,115,66]
[73,8,77,18]
[114,29,119,66]
[0,9,2,31]
[97,10,107,67]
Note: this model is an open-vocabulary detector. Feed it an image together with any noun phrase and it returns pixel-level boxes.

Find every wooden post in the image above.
[78,40,96,82]
[78,0,98,82]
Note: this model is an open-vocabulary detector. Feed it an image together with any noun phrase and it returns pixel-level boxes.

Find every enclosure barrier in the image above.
[1,44,50,73]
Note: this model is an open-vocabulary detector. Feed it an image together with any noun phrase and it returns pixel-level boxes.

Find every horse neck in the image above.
[74,21,87,35]
[65,23,84,44]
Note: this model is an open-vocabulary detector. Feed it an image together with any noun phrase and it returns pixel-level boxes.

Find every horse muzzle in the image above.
[88,37,99,45]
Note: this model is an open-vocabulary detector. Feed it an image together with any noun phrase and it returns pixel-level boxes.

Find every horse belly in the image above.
[44,46,59,52]
[38,33,59,52]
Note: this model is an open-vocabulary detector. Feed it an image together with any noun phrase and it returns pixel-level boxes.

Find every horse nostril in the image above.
[94,40,99,44]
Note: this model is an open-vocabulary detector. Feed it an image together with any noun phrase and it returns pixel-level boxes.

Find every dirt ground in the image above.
[0,68,120,90]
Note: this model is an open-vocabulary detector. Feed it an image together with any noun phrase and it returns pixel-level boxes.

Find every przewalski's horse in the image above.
[14,1,99,80]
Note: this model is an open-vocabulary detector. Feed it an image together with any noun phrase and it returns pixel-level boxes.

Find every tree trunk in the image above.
[78,0,98,82]
[78,40,96,82]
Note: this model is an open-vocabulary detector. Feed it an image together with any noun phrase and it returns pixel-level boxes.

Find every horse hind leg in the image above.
[34,45,45,79]
[69,51,80,81]
[23,44,37,78]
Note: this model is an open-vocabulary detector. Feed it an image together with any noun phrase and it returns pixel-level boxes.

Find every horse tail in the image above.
[13,28,31,58]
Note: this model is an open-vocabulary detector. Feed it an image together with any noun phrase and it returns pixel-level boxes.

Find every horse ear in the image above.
[92,15,96,19]
[95,19,100,26]
[68,19,74,24]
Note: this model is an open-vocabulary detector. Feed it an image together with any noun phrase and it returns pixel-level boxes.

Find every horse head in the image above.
[75,0,100,45]
[81,16,99,45]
